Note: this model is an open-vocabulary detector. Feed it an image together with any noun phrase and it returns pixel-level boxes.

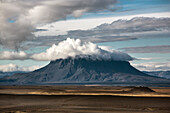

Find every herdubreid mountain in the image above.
[0,56,169,85]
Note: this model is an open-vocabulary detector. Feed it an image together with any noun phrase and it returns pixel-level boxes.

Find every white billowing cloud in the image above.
[131,62,170,71]
[0,0,117,49]
[0,38,133,61]
[31,38,133,61]
[0,64,42,72]
[0,51,28,60]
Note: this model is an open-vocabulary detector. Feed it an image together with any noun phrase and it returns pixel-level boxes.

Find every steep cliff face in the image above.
[0,57,168,85]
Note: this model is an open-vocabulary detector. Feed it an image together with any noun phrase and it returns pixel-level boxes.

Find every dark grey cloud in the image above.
[20,36,64,50]
[57,17,170,43]
[20,35,137,50]
[120,45,170,53]
[19,17,170,49]
[0,0,118,49]
[95,17,170,33]
[81,36,137,43]
[35,29,48,32]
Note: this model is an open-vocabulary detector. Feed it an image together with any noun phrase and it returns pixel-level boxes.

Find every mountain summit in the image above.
[1,56,168,85]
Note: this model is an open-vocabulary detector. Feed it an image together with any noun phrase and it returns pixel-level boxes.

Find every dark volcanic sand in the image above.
[0,86,170,113]
[0,94,170,113]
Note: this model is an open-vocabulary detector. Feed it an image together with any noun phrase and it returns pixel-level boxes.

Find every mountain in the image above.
[0,71,26,78]
[143,71,170,79]
[0,56,169,85]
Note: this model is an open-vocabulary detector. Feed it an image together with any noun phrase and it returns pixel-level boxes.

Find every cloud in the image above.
[136,57,157,61]
[0,64,42,72]
[120,45,170,53]
[31,38,133,61]
[0,38,133,61]
[0,0,118,49]
[35,12,170,37]
[0,51,29,60]
[131,62,170,71]
[56,17,170,43]
[94,17,170,33]
[21,35,137,50]
[35,29,48,32]
[0,1,35,49]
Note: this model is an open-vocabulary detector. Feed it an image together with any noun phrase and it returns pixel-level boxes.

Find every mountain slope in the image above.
[0,57,169,85]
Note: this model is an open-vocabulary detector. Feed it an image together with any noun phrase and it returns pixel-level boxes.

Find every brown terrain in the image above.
[0,86,170,113]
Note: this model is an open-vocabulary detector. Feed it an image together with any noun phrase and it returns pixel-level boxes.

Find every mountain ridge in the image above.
[143,71,170,79]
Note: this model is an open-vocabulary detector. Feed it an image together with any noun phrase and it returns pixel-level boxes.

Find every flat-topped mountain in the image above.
[0,56,169,85]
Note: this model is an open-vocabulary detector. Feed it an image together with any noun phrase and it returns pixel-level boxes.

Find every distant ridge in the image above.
[143,71,170,79]
[129,86,155,93]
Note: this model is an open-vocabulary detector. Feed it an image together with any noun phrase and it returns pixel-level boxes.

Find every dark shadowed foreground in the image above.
[0,86,170,113]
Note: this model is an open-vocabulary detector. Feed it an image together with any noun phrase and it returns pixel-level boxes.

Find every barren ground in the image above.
[0,86,170,113]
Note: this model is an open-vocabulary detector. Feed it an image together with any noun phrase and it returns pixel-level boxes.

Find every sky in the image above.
[0,0,170,72]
